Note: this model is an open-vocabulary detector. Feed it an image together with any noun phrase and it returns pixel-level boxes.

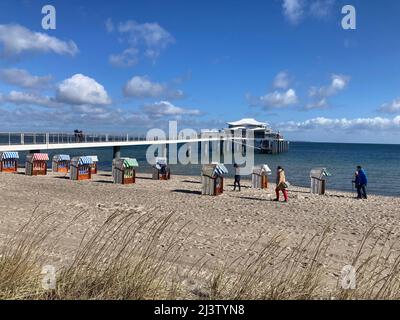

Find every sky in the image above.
[0,0,400,143]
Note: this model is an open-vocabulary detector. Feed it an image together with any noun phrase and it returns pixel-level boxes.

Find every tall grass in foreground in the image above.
[1,208,400,300]
[0,207,186,300]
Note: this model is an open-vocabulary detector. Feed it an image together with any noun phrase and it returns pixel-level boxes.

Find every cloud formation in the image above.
[107,19,174,67]
[123,76,183,99]
[280,116,400,132]
[248,71,298,109]
[273,71,290,89]
[258,89,299,108]
[282,0,336,25]
[282,0,305,24]
[56,74,111,106]
[142,101,201,118]
[0,24,78,57]
[309,0,336,19]
[0,90,60,108]
[0,68,52,89]
[378,98,400,114]
[307,74,350,109]
[109,48,139,67]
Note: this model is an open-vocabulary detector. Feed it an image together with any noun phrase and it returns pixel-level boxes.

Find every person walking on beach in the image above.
[233,163,241,191]
[274,166,288,202]
[354,165,368,199]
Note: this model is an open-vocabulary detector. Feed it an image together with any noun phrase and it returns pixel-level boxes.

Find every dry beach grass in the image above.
[1,170,400,299]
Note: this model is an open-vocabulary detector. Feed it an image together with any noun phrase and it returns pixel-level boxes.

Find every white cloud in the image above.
[0,68,52,89]
[282,0,305,24]
[378,98,400,114]
[142,101,201,117]
[118,20,174,48]
[273,71,290,89]
[56,74,111,106]
[280,116,400,132]
[105,18,114,33]
[0,24,78,57]
[123,76,184,99]
[109,48,139,67]
[309,0,335,19]
[249,88,298,110]
[310,74,349,97]
[282,0,335,24]
[0,90,60,108]
[260,89,298,108]
[308,74,350,109]
[109,20,174,67]
[248,71,298,109]
[305,98,328,110]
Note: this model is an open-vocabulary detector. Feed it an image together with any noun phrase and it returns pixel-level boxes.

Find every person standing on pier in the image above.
[274,166,288,202]
[354,166,368,199]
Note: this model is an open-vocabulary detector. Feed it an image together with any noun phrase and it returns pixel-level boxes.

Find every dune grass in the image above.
[1,207,400,300]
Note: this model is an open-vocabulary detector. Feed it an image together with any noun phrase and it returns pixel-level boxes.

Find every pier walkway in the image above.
[0,132,245,154]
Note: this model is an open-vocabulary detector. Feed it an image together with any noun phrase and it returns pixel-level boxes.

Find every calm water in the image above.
[10,142,400,197]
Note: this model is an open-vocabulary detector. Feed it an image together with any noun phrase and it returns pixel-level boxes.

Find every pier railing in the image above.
[0,132,207,146]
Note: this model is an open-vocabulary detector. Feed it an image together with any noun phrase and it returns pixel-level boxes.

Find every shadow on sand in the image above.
[181,180,201,184]
[136,176,153,180]
[172,189,202,196]
[93,180,114,184]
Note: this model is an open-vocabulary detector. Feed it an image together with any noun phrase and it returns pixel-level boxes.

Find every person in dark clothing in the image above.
[233,163,241,191]
[354,166,368,199]
[74,129,79,142]
[79,130,84,143]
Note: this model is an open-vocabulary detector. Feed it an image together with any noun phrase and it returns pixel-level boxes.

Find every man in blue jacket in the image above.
[354,166,368,199]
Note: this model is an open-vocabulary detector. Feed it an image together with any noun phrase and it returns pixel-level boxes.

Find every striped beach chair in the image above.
[25,153,49,176]
[70,156,93,180]
[0,152,19,173]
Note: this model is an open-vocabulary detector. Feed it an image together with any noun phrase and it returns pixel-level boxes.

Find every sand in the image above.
[1,169,400,297]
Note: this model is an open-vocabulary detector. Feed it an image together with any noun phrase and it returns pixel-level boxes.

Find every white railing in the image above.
[0,132,204,146]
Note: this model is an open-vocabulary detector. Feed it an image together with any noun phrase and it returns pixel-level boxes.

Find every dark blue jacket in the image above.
[355,169,368,186]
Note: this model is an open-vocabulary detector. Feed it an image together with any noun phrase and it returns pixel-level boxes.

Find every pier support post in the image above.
[28,150,41,155]
[113,146,121,159]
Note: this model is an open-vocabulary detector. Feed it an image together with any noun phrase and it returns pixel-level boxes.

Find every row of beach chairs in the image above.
[0,152,170,184]
[1,152,330,195]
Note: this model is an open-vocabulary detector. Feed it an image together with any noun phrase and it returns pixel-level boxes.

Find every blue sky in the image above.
[0,0,400,143]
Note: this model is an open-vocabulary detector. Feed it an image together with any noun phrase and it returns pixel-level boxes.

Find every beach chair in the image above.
[70,156,93,180]
[112,158,139,184]
[252,164,272,189]
[201,163,228,196]
[52,154,71,173]
[152,157,170,180]
[88,156,99,174]
[0,152,19,173]
[310,168,331,195]
[25,153,49,176]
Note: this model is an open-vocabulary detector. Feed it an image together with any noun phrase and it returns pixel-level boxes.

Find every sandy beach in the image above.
[1,169,400,299]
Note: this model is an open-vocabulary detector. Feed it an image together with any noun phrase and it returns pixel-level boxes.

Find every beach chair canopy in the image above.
[123,158,139,168]
[253,164,272,175]
[310,168,331,179]
[1,152,19,160]
[202,163,228,177]
[88,156,99,163]
[32,153,49,161]
[214,164,228,176]
[155,157,168,170]
[155,157,167,165]
[53,154,70,162]
[78,156,93,165]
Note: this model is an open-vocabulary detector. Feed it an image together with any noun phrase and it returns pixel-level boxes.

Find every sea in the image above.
[7,141,400,197]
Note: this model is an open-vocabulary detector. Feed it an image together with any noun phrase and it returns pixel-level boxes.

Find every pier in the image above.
[0,132,250,158]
